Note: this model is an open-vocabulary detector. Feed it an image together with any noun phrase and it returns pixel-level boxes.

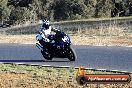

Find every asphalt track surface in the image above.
[0,43,132,72]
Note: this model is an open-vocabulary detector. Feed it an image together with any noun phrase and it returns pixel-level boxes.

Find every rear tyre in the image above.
[67,46,77,61]
[41,51,52,60]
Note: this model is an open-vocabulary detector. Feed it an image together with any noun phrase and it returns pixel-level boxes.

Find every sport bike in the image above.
[36,31,77,61]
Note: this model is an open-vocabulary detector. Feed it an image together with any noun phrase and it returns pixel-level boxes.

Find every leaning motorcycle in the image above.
[36,31,77,61]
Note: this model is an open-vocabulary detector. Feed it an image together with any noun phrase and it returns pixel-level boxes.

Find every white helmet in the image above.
[36,34,42,41]
[42,20,50,29]
[43,20,49,25]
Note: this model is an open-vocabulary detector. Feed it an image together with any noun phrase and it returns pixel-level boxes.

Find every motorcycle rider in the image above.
[36,20,60,45]
[36,19,60,50]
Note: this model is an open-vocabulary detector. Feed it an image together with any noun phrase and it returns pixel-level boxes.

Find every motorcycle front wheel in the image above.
[66,46,77,61]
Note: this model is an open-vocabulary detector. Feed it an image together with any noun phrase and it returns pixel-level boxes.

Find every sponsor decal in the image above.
[76,66,131,85]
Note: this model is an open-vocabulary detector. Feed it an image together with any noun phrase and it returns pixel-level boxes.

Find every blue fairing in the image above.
[54,41,65,47]
[52,32,71,47]
[66,35,71,43]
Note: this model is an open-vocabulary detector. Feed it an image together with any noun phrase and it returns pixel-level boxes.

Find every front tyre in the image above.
[66,46,77,61]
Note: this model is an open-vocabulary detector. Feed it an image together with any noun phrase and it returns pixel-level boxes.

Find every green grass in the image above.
[3,16,132,35]
[0,63,123,75]
[0,63,131,88]
[52,16,132,24]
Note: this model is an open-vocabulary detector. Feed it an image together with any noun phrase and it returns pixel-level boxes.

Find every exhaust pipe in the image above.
[36,43,43,51]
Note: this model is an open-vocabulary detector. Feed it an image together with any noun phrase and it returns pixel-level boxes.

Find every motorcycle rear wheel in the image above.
[41,51,52,60]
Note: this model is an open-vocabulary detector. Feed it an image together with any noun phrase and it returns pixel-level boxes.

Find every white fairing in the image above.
[36,34,42,41]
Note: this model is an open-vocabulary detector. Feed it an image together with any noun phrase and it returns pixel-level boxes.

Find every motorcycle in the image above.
[36,31,77,61]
